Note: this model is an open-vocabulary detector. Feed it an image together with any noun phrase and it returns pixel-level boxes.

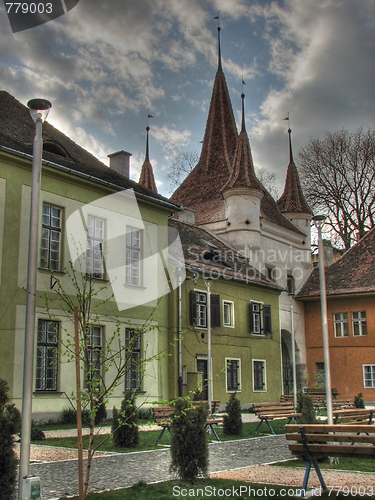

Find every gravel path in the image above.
[24,435,292,499]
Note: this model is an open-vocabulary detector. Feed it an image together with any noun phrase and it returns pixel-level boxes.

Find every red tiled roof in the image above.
[139,159,157,193]
[0,91,174,206]
[170,68,238,219]
[297,227,375,298]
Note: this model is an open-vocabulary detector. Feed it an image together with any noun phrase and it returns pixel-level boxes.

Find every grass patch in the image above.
[33,420,287,453]
[59,479,375,499]
[275,457,375,473]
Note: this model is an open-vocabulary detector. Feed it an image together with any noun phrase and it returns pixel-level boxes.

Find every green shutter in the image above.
[263,304,272,334]
[211,294,221,327]
[190,290,197,325]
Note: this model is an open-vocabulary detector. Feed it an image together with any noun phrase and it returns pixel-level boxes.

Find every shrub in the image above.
[31,424,46,441]
[112,391,139,448]
[354,392,365,409]
[94,398,107,425]
[62,406,90,425]
[223,393,242,436]
[170,398,208,483]
[0,379,21,500]
[297,392,316,424]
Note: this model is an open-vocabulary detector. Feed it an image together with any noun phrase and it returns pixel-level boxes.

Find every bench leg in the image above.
[302,459,327,492]
[206,423,220,441]
[156,426,170,445]
[254,419,275,435]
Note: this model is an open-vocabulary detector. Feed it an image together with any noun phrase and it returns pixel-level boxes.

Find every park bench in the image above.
[333,408,373,425]
[152,401,223,445]
[285,424,375,492]
[253,402,301,435]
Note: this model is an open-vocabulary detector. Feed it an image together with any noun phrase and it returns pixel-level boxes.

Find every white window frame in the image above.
[223,300,234,328]
[125,328,142,391]
[226,358,241,392]
[36,319,59,391]
[363,364,375,388]
[352,311,367,336]
[195,291,207,328]
[40,203,62,271]
[253,359,267,392]
[126,227,141,286]
[87,215,105,279]
[251,301,262,334]
[333,312,349,338]
[84,325,103,390]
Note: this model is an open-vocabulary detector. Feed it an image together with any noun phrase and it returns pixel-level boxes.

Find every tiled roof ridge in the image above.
[0,90,175,205]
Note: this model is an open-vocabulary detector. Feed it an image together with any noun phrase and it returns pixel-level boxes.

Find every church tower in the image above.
[221,93,263,250]
[138,125,157,193]
[277,128,312,247]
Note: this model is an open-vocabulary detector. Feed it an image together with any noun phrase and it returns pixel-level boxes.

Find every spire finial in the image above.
[146,112,153,162]
[213,13,222,71]
[283,112,294,164]
[241,92,246,133]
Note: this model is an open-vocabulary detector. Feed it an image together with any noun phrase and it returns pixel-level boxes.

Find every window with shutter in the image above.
[253,360,266,391]
[226,358,240,392]
[190,291,221,328]
[250,302,272,335]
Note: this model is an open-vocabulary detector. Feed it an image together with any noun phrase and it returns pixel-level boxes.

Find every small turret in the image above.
[222,93,263,250]
[277,127,312,245]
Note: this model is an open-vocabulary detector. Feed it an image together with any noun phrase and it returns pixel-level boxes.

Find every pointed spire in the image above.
[277,127,312,215]
[288,127,294,164]
[217,26,222,71]
[222,93,263,192]
[138,125,157,193]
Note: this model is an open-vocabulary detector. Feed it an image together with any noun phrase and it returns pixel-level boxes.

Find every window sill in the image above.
[34,391,63,395]
[124,283,146,289]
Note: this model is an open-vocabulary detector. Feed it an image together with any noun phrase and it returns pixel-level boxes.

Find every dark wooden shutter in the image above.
[227,360,239,391]
[190,290,198,325]
[210,294,221,327]
[263,304,272,334]
[253,361,264,391]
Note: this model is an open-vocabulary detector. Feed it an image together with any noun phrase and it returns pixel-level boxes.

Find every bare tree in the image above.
[298,128,375,249]
[255,167,280,200]
[167,151,199,191]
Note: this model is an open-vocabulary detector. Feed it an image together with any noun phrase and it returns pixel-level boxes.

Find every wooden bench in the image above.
[152,404,223,444]
[334,408,373,425]
[253,402,301,435]
[286,424,375,492]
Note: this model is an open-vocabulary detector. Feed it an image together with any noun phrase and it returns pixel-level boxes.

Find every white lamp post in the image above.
[19,98,51,500]
[313,215,333,425]
[204,277,213,413]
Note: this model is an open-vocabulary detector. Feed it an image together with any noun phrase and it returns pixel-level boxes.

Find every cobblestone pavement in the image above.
[30,434,292,499]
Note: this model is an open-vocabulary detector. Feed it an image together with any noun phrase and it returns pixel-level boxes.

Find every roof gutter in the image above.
[0,144,181,212]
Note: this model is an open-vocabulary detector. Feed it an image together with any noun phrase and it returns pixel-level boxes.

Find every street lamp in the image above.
[204,277,213,413]
[313,215,333,425]
[19,98,52,500]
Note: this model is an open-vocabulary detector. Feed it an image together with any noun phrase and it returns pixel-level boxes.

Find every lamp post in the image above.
[204,277,213,412]
[19,98,51,500]
[313,215,333,425]
[289,296,298,411]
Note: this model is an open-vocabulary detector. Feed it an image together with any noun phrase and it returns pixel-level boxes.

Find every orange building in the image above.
[297,227,375,402]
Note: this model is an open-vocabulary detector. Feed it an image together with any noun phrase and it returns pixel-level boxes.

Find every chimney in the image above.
[179,207,195,224]
[108,150,132,178]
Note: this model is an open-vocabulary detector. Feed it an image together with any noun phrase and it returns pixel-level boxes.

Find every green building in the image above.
[0,91,179,420]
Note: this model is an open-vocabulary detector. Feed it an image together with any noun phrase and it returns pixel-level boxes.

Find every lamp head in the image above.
[27,98,52,123]
[312,214,327,229]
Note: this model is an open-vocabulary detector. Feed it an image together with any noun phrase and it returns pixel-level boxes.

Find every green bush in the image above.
[354,392,365,409]
[223,393,242,436]
[170,398,208,483]
[112,391,139,448]
[62,406,90,425]
[0,379,21,500]
[297,392,316,424]
[94,398,108,425]
[31,424,46,441]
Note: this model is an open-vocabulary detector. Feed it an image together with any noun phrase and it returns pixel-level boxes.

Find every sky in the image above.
[1,0,374,198]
